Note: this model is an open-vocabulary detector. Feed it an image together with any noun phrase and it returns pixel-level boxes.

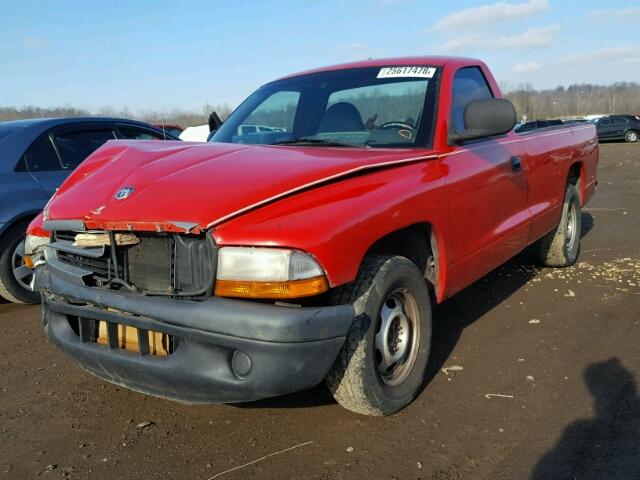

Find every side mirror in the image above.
[449,98,517,144]
[208,111,223,132]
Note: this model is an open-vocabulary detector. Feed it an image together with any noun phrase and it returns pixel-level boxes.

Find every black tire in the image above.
[325,255,432,416]
[0,223,40,304]
[625,130,639,143]
[537,184,581,267]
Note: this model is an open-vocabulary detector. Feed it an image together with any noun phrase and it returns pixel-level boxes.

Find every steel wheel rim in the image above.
[566,202,578,251]
[630,132,638,142]
[11,241,34,291]
[374,288,420,387]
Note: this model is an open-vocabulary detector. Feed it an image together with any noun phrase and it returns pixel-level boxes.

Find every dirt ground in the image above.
[1,143,639,480]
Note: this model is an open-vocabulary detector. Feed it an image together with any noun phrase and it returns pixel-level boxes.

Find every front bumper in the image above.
[38,267,354,404]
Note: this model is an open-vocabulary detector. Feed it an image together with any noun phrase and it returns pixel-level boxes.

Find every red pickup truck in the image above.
[31,57,598,416]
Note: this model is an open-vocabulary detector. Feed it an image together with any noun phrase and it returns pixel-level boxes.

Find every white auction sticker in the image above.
[377,66,436,79]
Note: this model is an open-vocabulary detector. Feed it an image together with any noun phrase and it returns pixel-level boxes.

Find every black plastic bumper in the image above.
[39,268,354,404]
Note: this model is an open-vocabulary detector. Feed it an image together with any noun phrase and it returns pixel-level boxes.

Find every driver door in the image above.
[440,67,529,295]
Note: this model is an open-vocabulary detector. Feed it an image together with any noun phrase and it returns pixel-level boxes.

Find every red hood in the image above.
[47,140,434,232]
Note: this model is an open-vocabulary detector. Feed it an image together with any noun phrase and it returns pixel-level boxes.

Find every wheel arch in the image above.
[363,222,447,303]
[566,161,584,204]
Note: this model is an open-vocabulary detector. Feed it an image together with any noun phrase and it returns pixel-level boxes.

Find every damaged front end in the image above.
[46,227,216,298]
[37,222,353,404]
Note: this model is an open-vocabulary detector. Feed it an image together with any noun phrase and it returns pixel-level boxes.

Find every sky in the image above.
[1,0,639,112]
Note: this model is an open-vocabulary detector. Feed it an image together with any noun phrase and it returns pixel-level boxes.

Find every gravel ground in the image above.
[1,143,639,480]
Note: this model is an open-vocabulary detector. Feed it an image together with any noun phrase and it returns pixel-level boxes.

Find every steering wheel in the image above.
[378,121,416,141]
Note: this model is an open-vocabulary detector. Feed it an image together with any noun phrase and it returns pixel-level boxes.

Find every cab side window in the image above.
[24,135,62,171]
[451,67,494,132]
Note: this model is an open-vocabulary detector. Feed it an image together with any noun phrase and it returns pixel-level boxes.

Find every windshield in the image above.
[213,66,439,148]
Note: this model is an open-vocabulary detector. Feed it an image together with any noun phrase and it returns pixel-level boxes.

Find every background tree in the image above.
[2,82,640,126]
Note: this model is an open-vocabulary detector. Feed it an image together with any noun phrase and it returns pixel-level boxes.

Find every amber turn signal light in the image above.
[215,276,329,299]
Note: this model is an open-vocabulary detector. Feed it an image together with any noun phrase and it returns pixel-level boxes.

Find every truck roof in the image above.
[277,56,482,81]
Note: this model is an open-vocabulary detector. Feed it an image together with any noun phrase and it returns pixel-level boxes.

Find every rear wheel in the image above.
[325,255,432,416]
[0,224,40,304]
[625,130,638,143]
[537,184,581,267]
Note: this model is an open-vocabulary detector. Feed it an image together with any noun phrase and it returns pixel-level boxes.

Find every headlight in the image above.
[214,247,329,299]
[24,234,50,256]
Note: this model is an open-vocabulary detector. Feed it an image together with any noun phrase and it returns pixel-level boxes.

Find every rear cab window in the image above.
[326,81,428,136]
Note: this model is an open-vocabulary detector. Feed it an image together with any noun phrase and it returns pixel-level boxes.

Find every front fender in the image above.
[213,161,449,298]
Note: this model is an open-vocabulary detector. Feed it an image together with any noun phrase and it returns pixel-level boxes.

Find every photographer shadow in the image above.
[531,358,640,480]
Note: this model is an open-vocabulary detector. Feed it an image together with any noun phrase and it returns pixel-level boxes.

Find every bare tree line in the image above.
[503,82,640,121]
[0,103,233,127]
[2,81,640,126]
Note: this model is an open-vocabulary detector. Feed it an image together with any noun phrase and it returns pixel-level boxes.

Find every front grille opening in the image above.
[67,315,174,356]
[54,231,216,298]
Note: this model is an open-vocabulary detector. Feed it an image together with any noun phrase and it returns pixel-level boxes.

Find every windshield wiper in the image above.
[270,137,363,147]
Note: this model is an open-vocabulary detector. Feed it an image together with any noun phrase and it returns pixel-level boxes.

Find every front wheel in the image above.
[625,130,638,143]
[325,255,432,416]
[536,184,581,267]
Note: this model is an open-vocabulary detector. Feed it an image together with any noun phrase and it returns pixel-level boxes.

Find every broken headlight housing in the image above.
[24,234,50,255]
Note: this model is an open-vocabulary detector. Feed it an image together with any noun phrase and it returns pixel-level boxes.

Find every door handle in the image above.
[511,156,522,172]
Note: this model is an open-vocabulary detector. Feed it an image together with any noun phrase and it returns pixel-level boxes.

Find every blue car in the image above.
[0,117,180,304]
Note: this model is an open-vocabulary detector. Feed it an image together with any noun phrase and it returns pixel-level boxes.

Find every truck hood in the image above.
[46,140,434,232]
